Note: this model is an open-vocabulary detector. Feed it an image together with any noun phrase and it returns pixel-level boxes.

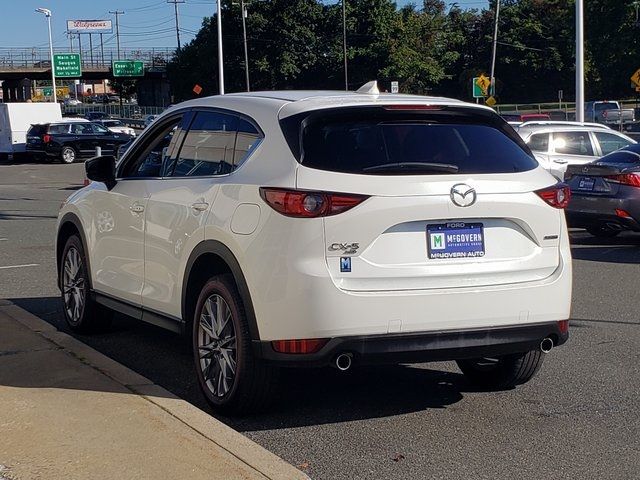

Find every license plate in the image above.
[427,222,485,259]
[577,177,595,191]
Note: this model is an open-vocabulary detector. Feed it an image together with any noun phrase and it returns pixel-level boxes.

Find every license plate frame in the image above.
[577,177,596,191]
[427,222,485,260]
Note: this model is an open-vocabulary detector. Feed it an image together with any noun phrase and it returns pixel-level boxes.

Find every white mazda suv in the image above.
[56,90,572,413]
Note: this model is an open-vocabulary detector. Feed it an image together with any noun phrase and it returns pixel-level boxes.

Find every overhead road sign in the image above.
[67,20,113,34]
[112,61,144,77]
[53,54,82,78]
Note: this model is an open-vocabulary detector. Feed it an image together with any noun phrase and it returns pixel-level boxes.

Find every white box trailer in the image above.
[0,103,62,154]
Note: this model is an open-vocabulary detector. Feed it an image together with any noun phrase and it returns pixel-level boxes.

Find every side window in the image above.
[71,123,92,135]
[527,133,549,152]
[233,118,262,167]
[119,115,183,178]
[48,124,69,134]
[171,111,237,177]
[92,123,110,134]
[552,131,594,156]
[594,132,632,156]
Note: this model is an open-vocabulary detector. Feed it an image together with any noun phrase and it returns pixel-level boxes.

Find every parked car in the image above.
[566,143,640,237]
[517,122,635,179]
[585,101,634,126]
[26,121,131,163]
[502,113,551,125]
[95,119,136,137]
[63,98,82,106]
[56,89,572,414]
[85,111,111,121]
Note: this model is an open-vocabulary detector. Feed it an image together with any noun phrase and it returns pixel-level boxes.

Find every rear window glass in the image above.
[301,120,537,175]
[594,103,618,112]
[599,147,640,164]
[27,125,46,136]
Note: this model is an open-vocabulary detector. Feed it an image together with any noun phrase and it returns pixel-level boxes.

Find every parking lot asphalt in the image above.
[1,159,639,480]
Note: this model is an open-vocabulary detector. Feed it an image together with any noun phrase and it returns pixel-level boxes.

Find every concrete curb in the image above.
[0,301,309,480]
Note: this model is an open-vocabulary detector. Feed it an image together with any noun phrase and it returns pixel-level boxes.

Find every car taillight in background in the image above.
[42,134,51,143]
[536,183,571,209]
[604,173,640,187]
[260,188,369,218]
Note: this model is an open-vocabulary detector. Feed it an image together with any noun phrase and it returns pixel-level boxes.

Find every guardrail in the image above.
[63,104,166,119]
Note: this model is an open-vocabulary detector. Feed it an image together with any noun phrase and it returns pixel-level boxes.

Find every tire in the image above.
[60,235,112,333]
[456,350,545,389]
[60,145,77,164]
[586,226,621,238]
[192,274,277,415]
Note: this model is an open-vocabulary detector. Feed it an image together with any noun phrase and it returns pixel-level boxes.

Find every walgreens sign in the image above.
[66,20,113,34]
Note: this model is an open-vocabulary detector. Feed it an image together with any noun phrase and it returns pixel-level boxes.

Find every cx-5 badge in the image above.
[329,243,360,254]
[450,183,477,207]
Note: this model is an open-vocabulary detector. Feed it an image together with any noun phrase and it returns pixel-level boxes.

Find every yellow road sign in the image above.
[631,68,640,88]
[476,74,491,95]
[485,96,497,107]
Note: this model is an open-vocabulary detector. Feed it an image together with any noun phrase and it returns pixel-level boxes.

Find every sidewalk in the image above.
[0,301,307,480]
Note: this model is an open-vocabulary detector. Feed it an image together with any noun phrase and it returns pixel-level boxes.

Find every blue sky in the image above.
[6,0,489,51]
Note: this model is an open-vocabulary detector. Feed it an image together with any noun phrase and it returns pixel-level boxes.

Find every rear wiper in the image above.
[363,162,459,173]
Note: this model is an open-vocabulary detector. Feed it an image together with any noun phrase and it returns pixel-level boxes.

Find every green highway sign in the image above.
[43,87,52,97]
[112,60,144,77]
[53,53,82,78]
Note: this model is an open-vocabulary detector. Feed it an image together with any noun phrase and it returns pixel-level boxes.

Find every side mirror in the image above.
[86,155,116,190]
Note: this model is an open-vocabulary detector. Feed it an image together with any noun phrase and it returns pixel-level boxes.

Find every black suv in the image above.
[26,121,132,164]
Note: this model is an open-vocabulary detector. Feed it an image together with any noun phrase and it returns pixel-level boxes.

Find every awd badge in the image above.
[340,257,352,273]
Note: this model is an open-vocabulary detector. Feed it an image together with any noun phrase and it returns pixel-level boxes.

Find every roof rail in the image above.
[518,120,610,129]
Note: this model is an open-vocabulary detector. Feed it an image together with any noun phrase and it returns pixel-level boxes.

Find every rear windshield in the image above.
[599,146,640,164]
[594,102,618,112]
[294,110,537,175]
[27,124,46,136]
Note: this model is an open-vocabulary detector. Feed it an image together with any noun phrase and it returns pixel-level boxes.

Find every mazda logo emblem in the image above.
[450,183,477,207]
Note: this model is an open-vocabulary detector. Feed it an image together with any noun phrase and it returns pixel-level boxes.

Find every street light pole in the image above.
[489,0,500,98]
[36,8,56,103]
[217,0,225,95]
[342,0,348,91]
[240,0,250,91]
[575,0,585,122]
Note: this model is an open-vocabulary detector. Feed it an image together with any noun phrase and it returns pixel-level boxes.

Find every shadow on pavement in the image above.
[11,296,470,430]
[570,231,640,264]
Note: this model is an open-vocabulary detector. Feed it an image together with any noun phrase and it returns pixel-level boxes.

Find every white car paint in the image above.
[58,91,571,361]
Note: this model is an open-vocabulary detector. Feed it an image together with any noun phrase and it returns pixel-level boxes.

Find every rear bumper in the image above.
[567,195,640,231]
[255,321,569,366]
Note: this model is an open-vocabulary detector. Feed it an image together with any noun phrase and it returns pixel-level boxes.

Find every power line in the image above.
[167,0,186,50]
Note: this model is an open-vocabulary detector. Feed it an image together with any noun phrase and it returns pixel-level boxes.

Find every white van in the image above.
[0,103,62,155]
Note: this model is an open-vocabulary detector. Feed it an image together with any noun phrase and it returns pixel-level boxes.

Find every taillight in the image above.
[605,173,640,187]
[260,188,368,218]
[271,338,328,354]
[536,183,571,209]
[558,320,569,334]
[42,134,51,143]
[383,104,443,111]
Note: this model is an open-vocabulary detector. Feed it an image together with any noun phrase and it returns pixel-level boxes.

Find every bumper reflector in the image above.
[271,338,329,354]
[557,320,569,334]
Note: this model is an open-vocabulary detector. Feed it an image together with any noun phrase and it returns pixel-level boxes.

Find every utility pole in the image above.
[240,0,250,91]
[67,32,74,52]
[109,10,124,60]
[343,0,348,90]
[575,0,585,122]
[489,0,500,98]
[167,0,185,50]
[217,0,224,94]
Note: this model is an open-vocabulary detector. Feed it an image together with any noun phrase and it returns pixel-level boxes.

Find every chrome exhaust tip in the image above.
[540,337,554,354]
[334,353,353,371]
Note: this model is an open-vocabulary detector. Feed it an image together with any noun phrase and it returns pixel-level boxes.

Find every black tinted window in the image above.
[28,125,46,136]
[599,149,640,164]
[595,132,632,155]
[302,121,536,175]
[171,111,237,177]
[48,124,69,135]
[528,133,549,152]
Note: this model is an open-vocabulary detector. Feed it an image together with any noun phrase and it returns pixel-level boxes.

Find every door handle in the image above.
[191,202,209,212]
[129,204,145,214]
[553,159,568,164]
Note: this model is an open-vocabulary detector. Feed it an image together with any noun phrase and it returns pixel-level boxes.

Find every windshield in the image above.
[301,119,537,175]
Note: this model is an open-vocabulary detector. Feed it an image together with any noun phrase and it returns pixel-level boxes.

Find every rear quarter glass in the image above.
[281,106,537,175]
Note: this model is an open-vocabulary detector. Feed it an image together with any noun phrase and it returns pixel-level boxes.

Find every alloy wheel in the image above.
[62,246,85,324]
[62,147,75,163]
[197,294,237,398]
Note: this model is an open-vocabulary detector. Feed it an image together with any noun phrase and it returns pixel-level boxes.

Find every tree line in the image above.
[167,0,640,104]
